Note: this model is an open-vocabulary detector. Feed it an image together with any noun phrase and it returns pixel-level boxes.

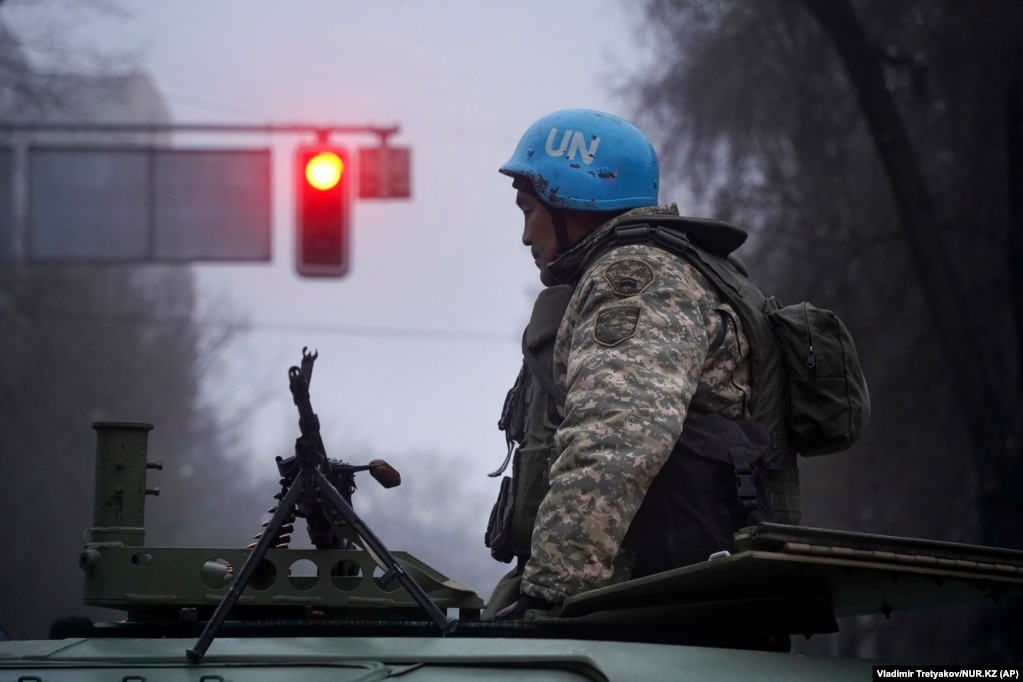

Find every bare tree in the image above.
[625,0,1022,663]
[798,0,1023,556]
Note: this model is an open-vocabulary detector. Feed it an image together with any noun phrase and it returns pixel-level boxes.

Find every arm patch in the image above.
[603,259,654,296]
[594,305,641,346]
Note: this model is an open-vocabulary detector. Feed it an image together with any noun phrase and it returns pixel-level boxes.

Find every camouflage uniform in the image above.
[509,204,754,606]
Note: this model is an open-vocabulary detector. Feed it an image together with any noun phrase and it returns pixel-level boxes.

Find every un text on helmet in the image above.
[545,128,601,165]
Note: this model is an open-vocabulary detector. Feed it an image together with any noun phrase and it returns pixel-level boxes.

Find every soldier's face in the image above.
[516,190,558,282]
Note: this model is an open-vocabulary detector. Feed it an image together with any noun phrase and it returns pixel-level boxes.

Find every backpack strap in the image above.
[610,219,803,525]
[612,222,783,432]
[521,330,566,407]
[526,218,806,525]
[613,222,746,295]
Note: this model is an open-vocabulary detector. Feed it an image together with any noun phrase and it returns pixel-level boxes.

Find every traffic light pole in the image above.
[0,122,406,270]
[0,122,399,144]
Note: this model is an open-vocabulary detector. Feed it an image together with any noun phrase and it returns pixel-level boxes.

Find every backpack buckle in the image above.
[612,223,654,244]
[613,223,693,255]
[730,451,759,512]
[650,226,691,254]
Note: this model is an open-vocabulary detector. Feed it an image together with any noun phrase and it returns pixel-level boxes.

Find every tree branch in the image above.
[797,0,1011,544]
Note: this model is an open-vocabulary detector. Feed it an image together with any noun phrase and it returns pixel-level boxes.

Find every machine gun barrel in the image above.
[288,351,336,477]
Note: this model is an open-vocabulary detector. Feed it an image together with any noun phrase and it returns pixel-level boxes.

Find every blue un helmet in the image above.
[499,109,659,211]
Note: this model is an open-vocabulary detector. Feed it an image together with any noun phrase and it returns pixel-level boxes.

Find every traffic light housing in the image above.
[296,146,350,277]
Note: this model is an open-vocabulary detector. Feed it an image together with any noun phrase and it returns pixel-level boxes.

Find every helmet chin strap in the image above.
[550,208,573,256]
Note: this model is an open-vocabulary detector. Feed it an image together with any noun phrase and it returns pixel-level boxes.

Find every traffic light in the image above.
[296,146,350,277]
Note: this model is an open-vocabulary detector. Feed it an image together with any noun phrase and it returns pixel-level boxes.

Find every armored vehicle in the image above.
[2,350,1021,680]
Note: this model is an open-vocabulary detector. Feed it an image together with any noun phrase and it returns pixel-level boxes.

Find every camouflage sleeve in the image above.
[521,246,722,604]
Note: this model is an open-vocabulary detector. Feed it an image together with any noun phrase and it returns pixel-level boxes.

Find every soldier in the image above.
[484,109,776,619]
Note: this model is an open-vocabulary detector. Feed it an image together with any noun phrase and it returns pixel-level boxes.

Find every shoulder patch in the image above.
[594,305,641,346]
[603,259,654,296]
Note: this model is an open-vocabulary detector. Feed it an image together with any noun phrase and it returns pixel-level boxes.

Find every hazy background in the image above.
[0,0,651,636]
[2,0,1022,666]
[15,0,640,486]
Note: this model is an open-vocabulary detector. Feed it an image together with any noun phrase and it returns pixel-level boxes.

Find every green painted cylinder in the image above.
[90,421,155,546]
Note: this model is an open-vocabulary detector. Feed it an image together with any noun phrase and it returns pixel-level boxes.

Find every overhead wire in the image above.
[8,306,517,343]
[154,78,277,121]
[237,318,516,343]
[156,84,270,121]
[147,56,508,143]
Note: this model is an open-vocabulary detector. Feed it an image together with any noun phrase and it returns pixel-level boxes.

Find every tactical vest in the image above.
[485,215,867,564]
[486,284,574,562]
[485,223,784,567]
[600,214,867,521]
[607,217,803,524]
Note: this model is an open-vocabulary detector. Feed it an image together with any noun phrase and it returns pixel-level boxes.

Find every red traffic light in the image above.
[296,146,350,277]
[305,151,344,190]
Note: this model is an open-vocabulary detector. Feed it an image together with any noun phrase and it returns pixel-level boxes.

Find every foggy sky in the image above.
[2,0,653,588]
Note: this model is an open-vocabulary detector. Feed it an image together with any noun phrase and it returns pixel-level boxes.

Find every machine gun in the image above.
[188,348,454,663]
[266,348,401,551]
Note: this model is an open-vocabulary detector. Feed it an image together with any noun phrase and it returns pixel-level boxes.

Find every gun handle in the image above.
[369,459,401,488]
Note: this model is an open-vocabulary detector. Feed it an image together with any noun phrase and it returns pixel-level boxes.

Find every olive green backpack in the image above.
[602,216,871,524]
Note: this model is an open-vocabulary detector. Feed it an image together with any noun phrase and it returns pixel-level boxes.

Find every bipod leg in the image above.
[186,471,308,663]
[310,467,455,633]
